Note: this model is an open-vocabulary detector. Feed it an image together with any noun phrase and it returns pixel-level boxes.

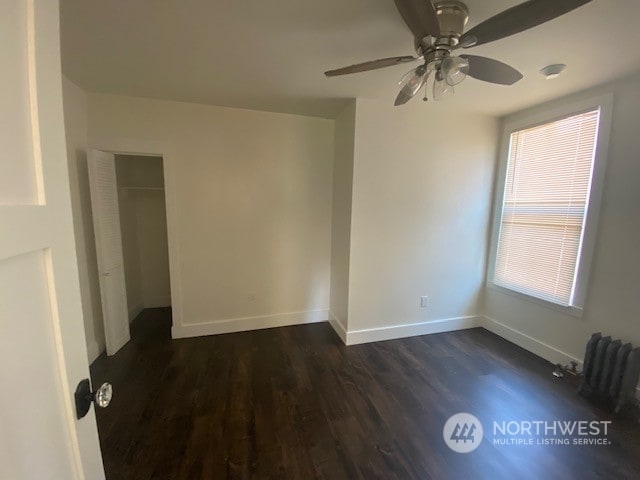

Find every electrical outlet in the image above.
[420,296,429,308]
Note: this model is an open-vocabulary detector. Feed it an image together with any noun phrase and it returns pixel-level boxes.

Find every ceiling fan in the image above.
[324,0,592,105]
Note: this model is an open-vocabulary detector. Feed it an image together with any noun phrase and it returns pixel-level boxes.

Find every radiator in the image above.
[578,333,640,413]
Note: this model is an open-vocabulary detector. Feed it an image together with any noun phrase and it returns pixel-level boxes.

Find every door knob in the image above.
[74,379,113,419]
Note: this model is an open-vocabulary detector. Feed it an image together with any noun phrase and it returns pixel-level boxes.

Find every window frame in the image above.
[487,93,614,317]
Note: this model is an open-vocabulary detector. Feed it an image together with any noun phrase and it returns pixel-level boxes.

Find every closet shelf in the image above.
[120,186,164,191]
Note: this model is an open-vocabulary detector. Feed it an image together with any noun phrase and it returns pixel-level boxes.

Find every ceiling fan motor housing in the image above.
[424,1,469,52]
[435,1,469,33]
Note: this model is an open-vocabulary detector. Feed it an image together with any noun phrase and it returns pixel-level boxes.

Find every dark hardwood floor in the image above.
[91,309,640,479]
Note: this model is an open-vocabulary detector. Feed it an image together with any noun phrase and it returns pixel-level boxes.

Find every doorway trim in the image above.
[89,138,184,334]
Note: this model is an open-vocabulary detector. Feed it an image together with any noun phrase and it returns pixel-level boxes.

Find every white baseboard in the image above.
[172,309,329,339]
[86,340,104,364]
[481,315,640,400]
[128,302,144,323]
[328,310,347,344]
[345,315,482,346]
[481,315,582,366]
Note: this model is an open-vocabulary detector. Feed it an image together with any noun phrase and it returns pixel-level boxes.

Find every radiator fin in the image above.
[579,333,639,413]
[609,343,632,399]
[598,340,621,395]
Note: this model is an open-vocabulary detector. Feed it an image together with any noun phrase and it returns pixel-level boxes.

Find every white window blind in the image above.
[493,109,601,306]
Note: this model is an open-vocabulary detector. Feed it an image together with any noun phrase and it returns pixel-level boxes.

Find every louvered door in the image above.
[87,150,130,355]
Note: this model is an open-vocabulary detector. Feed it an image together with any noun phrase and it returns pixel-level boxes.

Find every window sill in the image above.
[487,282,584,319]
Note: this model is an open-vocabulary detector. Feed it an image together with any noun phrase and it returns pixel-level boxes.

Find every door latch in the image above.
[74,379,113,419]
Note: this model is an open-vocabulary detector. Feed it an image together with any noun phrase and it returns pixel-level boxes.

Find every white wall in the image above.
[329,98,499,344]
[132,182,171,310]
[62,77,105,362]
[484,73,640,365]
[87,93,334,337]
[349,99,498,333]
[116,161,143,319]
[329,100,356,338]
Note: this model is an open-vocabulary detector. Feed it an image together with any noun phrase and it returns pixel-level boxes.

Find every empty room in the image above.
[2,0,640,479]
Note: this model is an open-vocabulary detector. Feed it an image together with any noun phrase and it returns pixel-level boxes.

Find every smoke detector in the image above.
[540,64,567,80]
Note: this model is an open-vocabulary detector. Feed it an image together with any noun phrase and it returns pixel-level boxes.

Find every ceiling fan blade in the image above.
[459,0,592,48]
[460,55,523,85]
[393,0,440,39]
[325,56,418,77]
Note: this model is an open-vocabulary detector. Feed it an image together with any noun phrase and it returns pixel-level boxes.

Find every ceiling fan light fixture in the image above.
[442,56,470,86]
[398,67,418,85]
[433,74,454,101]
[395,65,430,105]
[540,63,567,80]
[399,65,428,91]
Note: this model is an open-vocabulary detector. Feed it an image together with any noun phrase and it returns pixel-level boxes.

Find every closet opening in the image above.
[115,154,171,329]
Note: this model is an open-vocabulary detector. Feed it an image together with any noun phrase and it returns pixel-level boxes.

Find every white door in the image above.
[87,150,130,355]
[0,0,105,479]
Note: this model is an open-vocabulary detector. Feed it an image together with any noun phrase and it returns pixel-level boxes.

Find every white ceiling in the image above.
[61,0,640,119]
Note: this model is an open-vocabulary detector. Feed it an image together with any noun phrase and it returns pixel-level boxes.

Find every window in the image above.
[490,97,612,312]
